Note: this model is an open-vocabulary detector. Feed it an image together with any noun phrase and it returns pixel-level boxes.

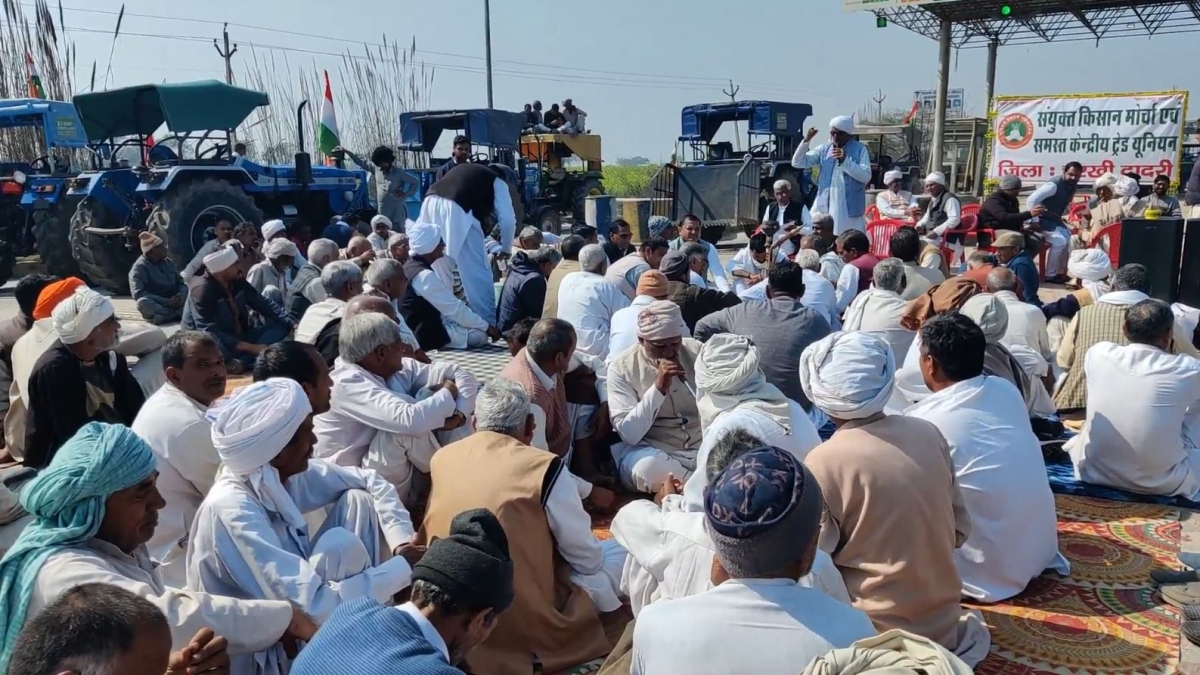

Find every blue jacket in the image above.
[290,598,463,675]
[1005,250,1042,307]
[497,250,546,332]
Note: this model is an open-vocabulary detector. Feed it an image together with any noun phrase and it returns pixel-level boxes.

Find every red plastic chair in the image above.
[1067,202,1089,227]
[961,203,981,219]
[866,219,905,257]
[938,214,978,264]
[1089,221,1122,267]
[864,204,880,222]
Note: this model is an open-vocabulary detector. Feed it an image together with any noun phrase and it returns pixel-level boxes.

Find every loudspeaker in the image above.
[1178,219,1200,307]
[1117,217,1184,302]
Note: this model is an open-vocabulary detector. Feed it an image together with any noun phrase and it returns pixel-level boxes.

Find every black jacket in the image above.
[496,251,546,332]
[978,190,1033,231]
[400,259,451,351]
[666,280,742,333]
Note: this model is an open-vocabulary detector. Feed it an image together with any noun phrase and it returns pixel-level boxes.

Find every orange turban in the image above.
[32,277,86,320]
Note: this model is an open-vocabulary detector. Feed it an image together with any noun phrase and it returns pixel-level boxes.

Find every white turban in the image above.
[261,219,286,241]
[407,220,443,256]
[830,115,855,134]
[264,237,300,261]
[1094,172,1118,190]
[695,334,792,433]
[925,172,946,187]
[884,169,904,186]
[959,294,1009,344]
[371,214,393,229]
[799,331,896,421]
[1114,175,1139,198]
[203,242,239,273]
[208,378,313,528]
[51,287,114,345]
[1068,248,1113,300]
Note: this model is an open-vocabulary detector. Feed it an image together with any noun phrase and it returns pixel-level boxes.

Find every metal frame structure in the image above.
[869,1,1200,175]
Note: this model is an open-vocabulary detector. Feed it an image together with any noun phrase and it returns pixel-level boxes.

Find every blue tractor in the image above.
[0,98,90,284]
[651,101,814,242]
[66,80,371,294]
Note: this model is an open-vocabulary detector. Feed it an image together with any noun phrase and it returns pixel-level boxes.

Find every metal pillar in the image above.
[930,18,952,175]
[976,38,999,195]
[484,0,494,108]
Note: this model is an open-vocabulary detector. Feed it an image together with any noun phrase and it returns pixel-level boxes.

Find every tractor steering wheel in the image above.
[29,156,51,174]
[199,143,228,160]
[470,153,491,164]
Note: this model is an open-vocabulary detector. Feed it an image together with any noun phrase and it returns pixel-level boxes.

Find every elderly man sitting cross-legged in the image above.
[129,231,187,325]
[632,446,876,675]
[608,300,703,493]
[186,378,423,674]
[0,423,316,670]
[419,378,624,675]
[314,312,476,509]
[799,331,991,666]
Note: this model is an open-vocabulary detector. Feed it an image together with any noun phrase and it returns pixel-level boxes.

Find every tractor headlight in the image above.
[12,171,26,185]
[344,190,355,202]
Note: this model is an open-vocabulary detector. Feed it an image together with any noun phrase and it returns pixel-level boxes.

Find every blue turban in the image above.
[703,446,823,578]
[0,422,156,670]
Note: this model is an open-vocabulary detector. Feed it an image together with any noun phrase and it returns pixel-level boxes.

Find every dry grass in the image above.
[239,37,434,166]
[0,0,80,160]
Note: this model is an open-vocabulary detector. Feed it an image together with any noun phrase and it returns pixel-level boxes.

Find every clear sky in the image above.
[44,0,1200,160]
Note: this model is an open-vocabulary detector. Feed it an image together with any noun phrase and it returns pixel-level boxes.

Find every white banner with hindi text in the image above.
[987,91,1188,185]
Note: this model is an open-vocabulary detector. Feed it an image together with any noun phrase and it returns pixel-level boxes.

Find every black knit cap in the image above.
[413,508,515,613]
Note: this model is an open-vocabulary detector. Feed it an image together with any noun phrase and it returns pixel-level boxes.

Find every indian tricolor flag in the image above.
[317,70,340,162]
[25,53,45,99]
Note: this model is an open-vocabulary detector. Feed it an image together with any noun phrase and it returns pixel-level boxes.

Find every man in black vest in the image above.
[760,179,810,256]
[402,220,500,351]
[420,162,517,332]
[1026,161,1082,282]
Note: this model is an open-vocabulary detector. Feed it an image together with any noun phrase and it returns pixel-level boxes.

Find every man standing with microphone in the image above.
[791,115,872,236]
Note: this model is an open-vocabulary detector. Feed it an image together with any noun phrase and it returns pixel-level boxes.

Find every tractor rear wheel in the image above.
[571,177,605,225]
[32,207,83,279]
[70,198,138,295]
[148,179,263,267]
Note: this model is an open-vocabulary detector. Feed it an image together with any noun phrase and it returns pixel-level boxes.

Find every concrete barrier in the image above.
[585,195,617,237]
[615,198,666,243]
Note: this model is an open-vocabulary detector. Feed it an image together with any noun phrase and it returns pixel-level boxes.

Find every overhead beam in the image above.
[1188,0,1200,22]
[1062,0,1102,37]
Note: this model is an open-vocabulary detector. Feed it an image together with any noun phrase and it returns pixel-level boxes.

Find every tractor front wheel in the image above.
[535,206,563,235]
[148,179,264,267]
[70,198,137,295]
[571,177,605,225]
[32,207,83,279]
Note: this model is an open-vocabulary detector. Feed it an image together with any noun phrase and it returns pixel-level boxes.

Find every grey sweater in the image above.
[694,297,832,409]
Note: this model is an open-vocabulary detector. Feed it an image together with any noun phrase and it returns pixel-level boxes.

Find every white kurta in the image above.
[131,383,219,589]
[608,296,692,366]
[875,190,917,220]
[555,271,631,360]
[1066,342,1200,499]
[632,578,876,675]
[996,291,1053,361]
[541,461,627,613]
[295,298,347,345]
[681,405,820,513]
[725,247,786,295]
[834,263,862,313]
[409,266,490,349]
[737,270,839,329]
[418,177,515,324]
[906,376,1069,602]
[842,288,914,365]
[612,497,850,617]
[32,539,292,654]
[819,252,845,286]
[187,459,416,673]
[247,261,289,298]
[314,359,463,471]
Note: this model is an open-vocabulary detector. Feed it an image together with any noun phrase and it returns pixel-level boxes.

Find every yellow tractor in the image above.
[519,132,604,232]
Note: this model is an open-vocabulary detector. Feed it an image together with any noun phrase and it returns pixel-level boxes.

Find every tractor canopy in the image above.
[679,101,813,143]
[520,133,602,165]
[72,80,269,141]
[0,98,88,148]
[398,109,527,152]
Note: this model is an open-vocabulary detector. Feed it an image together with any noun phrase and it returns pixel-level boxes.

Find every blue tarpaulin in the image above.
[399,109,526,152]
[679,101,813,143]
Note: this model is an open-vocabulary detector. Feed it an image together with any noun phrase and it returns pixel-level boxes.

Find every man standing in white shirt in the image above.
[632,446,875,675]
[132,331,228,589]
[907,314,1068,603]
[1067,299,1200,500]
[556,244,630,360]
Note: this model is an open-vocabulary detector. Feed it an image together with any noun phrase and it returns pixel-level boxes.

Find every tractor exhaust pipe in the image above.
[294,100,312,187]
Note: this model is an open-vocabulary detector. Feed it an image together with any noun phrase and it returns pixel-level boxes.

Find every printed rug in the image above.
[971,495,1181,675]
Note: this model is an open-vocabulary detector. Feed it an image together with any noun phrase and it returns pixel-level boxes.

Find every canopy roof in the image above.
[873,0,1200,48]
[72,80,269,140]
[519,133,603,163]
[679,101,813,143]
[398,109,527,152]
[0,98,88,148]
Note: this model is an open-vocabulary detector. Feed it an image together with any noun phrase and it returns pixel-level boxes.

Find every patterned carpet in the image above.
[971,495,1181,675]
